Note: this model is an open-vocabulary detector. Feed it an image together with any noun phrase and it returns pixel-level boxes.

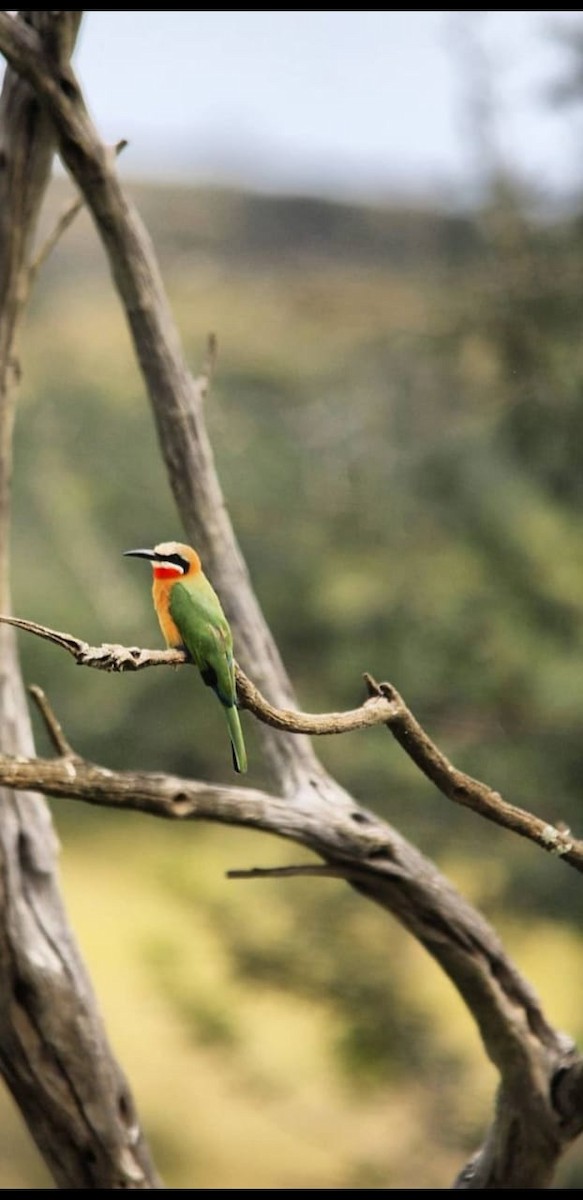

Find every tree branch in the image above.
[0,5,317,792]
[0,707,581,1176]
[28,683,77,757]
[1,11,581,1188]
[29,137,128,284]
[226,863,383,882]
[0,11,160,1189]
[364,674,583,871]
[4,613,583,874]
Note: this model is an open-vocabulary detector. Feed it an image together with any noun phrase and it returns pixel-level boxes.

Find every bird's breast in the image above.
[152,577,184,648]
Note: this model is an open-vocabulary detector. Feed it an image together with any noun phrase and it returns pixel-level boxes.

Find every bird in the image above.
[124,540,247,774]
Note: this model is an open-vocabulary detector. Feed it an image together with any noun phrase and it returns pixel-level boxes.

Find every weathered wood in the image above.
[3,616,583,873]
[0,9,582,1187]
[0,11,160,1189]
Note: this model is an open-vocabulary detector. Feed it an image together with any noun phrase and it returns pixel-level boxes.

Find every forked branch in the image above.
[2,611,582,874]
[1,10,581,1188]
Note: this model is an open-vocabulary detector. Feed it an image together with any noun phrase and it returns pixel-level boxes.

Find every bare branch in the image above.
[192,330,217,404]
[236,663,392,734]
[364,675,583,869]
[0,739,395,859]
[0,6,318,791]
[1,12,581,1187]
[0,658,580,1185]
[0,613,398,730]
[226,863,396,882]
[28,683,76,757]
[0,612,186,670]
[29,137,128,283]
[0,12,161,1188]
[4,614,583,873]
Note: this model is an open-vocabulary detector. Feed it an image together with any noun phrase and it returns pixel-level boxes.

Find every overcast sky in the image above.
[13,12,583,206]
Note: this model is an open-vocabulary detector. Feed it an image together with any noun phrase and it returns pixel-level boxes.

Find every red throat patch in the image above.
[152,565,183,580]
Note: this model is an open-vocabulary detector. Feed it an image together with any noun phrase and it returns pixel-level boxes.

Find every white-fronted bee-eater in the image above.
[124,541,247,774]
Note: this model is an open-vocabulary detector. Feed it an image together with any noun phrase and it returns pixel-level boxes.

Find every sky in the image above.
[10,11,583,207]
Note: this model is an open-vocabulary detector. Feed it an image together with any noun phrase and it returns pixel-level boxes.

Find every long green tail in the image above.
[225,702,247,774]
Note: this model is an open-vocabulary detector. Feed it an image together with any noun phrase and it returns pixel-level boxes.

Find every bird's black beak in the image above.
[123,548,157,561]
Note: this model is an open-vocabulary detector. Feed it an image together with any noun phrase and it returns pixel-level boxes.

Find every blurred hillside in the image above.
[5,176,583,1187]
[38,176,480,273]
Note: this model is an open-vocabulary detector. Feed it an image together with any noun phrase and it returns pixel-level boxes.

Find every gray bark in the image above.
[0,8,582,1188]
[0,10,160,1188]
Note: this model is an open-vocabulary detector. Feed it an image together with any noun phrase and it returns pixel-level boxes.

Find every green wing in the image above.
[169,577,236,706]
[169,577,247,773]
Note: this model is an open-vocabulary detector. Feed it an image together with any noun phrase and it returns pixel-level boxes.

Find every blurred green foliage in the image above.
[4,170,583,1187]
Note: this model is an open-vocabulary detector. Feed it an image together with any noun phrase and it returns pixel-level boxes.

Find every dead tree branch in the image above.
[2,613,582,873]
[0,10,160,1190]
[1,9,582,1188]
[29,136,128,283]
[0,689,582,1189]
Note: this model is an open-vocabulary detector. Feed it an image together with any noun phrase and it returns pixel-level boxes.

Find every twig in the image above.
[0,614,186,670]
[364,673,583,866]
[28,684,76,757]
[226,862,405,884]
[29,139,128,283]
[227,863,354,880]
[193,331,217,404]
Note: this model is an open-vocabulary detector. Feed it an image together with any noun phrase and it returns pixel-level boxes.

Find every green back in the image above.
[169,575,236,707]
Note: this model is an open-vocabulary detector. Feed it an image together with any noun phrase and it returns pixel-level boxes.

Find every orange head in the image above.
[123,540,202,581]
